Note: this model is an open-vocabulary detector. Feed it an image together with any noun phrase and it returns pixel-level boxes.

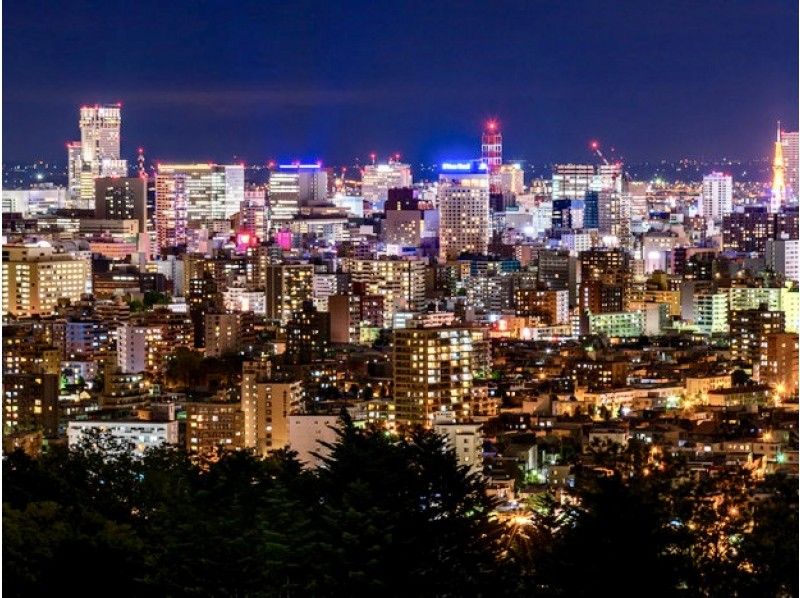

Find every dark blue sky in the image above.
[3,0,798,165]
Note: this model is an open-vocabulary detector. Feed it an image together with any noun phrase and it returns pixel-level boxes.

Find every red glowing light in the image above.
[590,141,599,150]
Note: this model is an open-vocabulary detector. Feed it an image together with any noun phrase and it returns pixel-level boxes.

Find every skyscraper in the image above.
[771,123,786,213]
[155,164,244,251]
[268,163,328,224]
[77,104,126,205]
[66,141,83,203]
[781,130,799,200]
[552,164,595,200]
[438,161,491,261]
[598,191,632,247]
[361,161,412,211]
[701,172,733,220]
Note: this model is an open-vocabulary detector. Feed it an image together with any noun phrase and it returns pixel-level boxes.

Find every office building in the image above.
[552,164,594,200]
[155,163,244,250]
[73,104,126,204]
[361,162,412,211]
[94,176,147,233]
[240,188,267,239]
[438,161,491,260]
[269,164,328,222]
[598,191,632,247]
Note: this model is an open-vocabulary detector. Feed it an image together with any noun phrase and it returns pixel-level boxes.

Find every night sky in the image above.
[3,0,798,165]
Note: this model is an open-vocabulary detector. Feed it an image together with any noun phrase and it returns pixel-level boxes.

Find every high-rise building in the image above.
[284,301,330,365]
[342,257,427,327]
[438,161,491,261]
[269,164,328,223]
[781,130,799,200]
[598,191,632,247]
[498,163,524,197]
[583,191,599,229]
[552,164,594,200]
[3,374,60,437]
[116,323,164,374]
[693,291,729,335]
[94,177,147,233]
[361,161,412,211]
[771,124,787,213]
[264,264,314,325]
[157,164,243,222]
[155,164,243,251]
[722,206,777,253]
[76,104,126,204]
[155,170,188,250]
[67,141,83,202]
[762,332,799,396]
[204,313,242,357]
[393,325,478,427]
[729,307,785,375]
[592,163,624,195]
[240,188,267,239]
[2,245,89,317]
[701,172,733,220]
[240,378,303,456]
[765,239,799,282]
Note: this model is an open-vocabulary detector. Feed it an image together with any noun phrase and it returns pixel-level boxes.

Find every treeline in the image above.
[3,418,797,597]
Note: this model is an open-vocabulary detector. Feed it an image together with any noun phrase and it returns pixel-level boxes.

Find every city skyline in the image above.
[4,0,798,164]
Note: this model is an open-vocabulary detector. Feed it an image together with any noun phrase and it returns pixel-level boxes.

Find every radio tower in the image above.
[770,122,786,213]
[482,120,502,193]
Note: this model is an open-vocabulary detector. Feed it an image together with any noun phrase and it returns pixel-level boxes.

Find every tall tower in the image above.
[77,104,125,206]
[771,122,786,213]
[481,120,502,193]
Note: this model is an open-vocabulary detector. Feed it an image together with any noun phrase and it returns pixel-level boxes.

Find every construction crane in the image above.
[589,140,610,165]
